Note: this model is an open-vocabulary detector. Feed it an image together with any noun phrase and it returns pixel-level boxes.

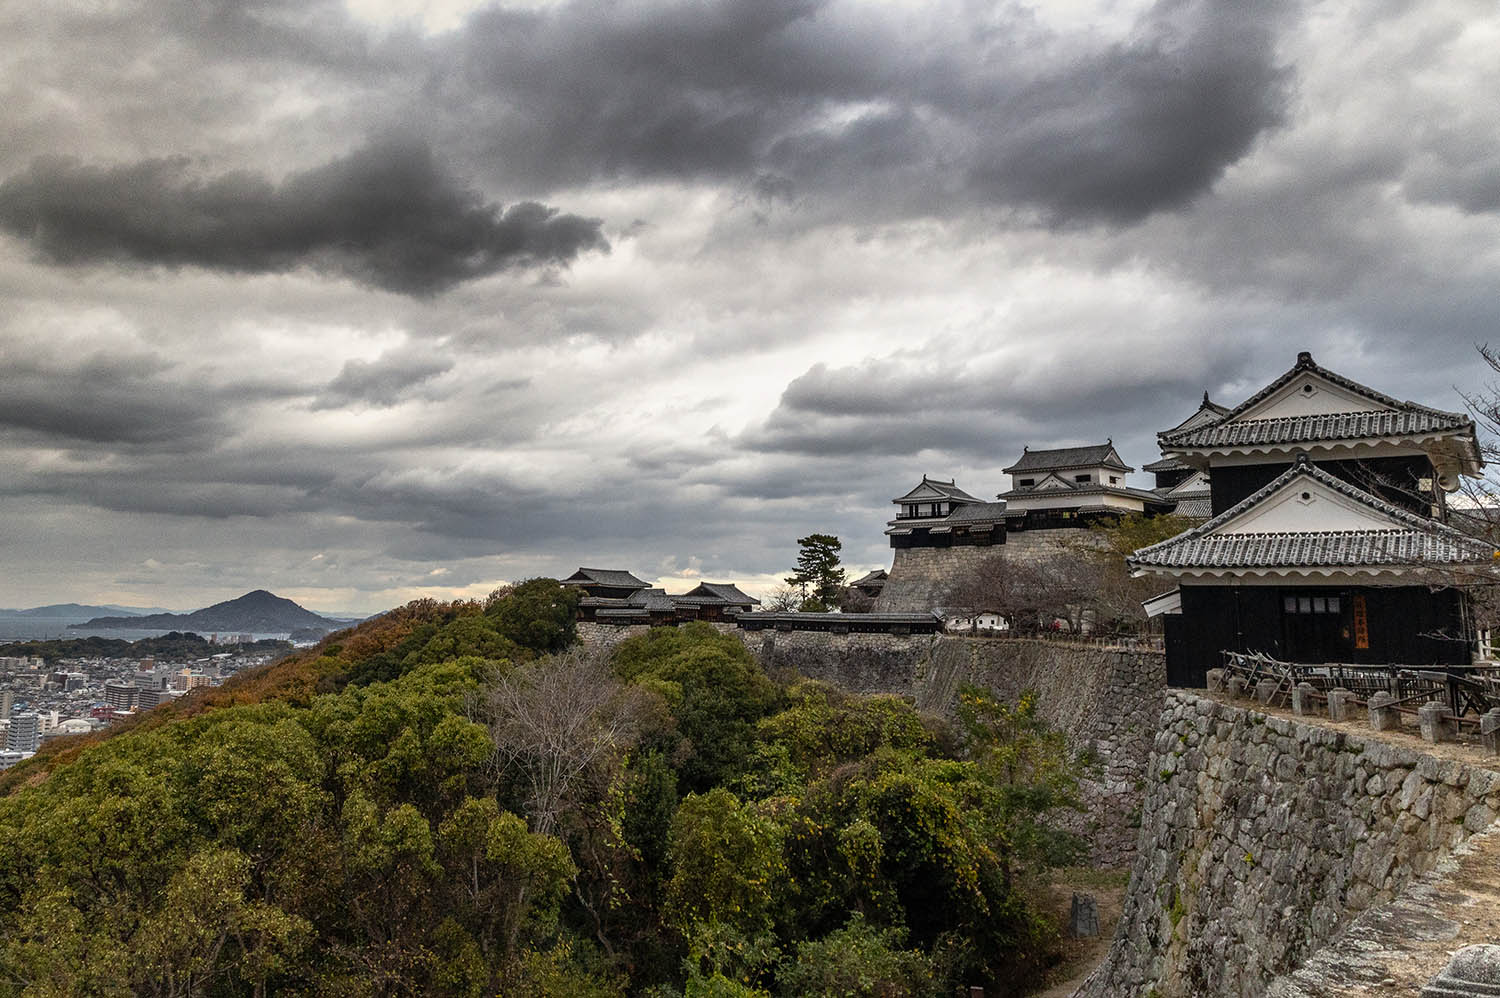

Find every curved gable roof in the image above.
[1159,352,1478,470]
[1003,442,1133,474]
[892,476,982,505]
[1128,459,1494,573]
[1159,391,1231,436]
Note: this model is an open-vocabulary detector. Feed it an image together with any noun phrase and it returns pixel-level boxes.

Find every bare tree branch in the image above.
[483,646,655,836]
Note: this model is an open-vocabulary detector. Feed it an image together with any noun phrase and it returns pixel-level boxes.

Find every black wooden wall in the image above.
[1165,583,1471,688]
[1210,455,1439,517]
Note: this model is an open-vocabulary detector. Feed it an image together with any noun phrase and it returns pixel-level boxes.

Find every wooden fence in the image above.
[1220,651,1500,734]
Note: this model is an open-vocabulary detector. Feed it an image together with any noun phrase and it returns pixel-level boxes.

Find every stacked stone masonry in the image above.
[1266,828,1500,997]
[738,630,1165,868]
[1077,692,1500,998]
[873,545,1002,613]
[580,622,1166,867]
[874,528,1103,612]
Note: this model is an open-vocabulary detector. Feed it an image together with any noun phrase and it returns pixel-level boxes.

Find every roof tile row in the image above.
[1130,460,1494,571]
[1161,408,1471,450]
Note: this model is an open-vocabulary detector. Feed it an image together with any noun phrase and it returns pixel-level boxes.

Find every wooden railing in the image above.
[1219,651,1500,732]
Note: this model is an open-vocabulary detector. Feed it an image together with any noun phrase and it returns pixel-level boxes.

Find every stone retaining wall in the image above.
[954,640,1165,867]
[579,621,1167,868]
[735,631,1165,867]
[874,528,1104,612]
[738,628,938,694]
[1265,824,1500,997]
[576,620,735,649]
[1077,692,1500,998]
[873,545,1002,612]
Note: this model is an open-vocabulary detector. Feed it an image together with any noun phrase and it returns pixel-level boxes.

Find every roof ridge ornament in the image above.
[1297,350,1314,366]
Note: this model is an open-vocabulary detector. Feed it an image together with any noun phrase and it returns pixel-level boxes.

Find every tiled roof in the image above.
[1159,392,1231,436]
[1003,443,1132,474]
[1004,501,1171,518]
[1130,529,1492,569]
[849,569,888,587]
[892,476,982,504]
[562,568,649,589]
[627,588,677,612]
[943,501,1010,523]
[675,583,759,605]
[1159,352,1474,451]
[582,589,673,610]
[1223,351,1404,417]
[1143,455,1190,473]
[1161,408,1472,450]
[998,483,1170,505]
[1168,496,1213,519]
[884,501,1008,534]
[1129,460,1495,572]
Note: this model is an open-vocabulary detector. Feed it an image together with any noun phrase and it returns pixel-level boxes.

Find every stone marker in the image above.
[1206,668,1226,692]
[1256,678,1279,705]
[1069,892,1099,938]
[1419,943,1500,997]
[1292,682,1318,716]
[1327,687,1356,722]
[1419,701,1458,744]
[1368,691,1400,732]
[1225,675,1246,699]
[1482,708,1500,755]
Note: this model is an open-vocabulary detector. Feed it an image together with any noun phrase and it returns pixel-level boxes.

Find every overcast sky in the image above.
[3,0,1498,613]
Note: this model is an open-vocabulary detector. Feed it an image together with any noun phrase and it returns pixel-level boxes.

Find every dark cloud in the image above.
[0,350,259,446]
[5,0,1500,614]
[0,139,607,295]
[313,351,455,409]
[966,1,1293,222]
[434,0,1292,222]
[1405,155,1500,214]
[740,340,1269,466]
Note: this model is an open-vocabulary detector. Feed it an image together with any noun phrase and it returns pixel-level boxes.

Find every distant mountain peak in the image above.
[70,590,345,635]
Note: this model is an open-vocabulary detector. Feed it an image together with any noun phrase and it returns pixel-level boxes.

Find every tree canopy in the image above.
[0,585,1087,998]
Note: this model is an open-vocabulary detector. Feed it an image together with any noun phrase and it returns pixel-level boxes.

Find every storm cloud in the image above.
[3,0,1500,614]
[314,350,455,409]
[434,0,1291,222]
[0,139,607,295]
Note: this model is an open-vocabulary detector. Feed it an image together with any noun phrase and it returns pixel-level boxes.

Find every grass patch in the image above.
[1050,866,1132,889]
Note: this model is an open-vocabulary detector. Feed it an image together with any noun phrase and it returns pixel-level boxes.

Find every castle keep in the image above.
[875,438,1193,612]
[1130,351,1490,685]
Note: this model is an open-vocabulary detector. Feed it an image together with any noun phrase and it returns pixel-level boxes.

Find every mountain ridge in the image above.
[0,603,165,618]
[71,589,349,634]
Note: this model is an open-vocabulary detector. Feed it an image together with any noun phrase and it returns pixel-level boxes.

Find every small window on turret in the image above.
[1075,474,1091,483]
[1018,478,1034,487]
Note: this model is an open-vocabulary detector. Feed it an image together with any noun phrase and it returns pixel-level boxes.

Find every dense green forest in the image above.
[0,580,1089,997]
[0,633,291,663]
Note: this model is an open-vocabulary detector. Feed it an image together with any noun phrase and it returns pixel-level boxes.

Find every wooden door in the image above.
[1280,590,1352,663]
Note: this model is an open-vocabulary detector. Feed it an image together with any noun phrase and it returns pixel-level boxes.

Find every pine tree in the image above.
[784,534,846,612]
